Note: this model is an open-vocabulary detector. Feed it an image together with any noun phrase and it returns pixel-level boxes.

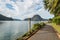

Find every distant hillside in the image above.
[24,15,48,21]
[24,18,31,21]
[0,14,14,20]
[32,15,42,21]
[13,19,21,21]
[0,14,21,21]
[0,14,48,21]
[0,14,14,21]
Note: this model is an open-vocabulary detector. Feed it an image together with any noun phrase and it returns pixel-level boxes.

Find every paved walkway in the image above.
[28,25,60,40]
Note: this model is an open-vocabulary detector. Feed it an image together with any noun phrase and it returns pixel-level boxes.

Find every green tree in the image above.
[44,0,60,24]
[44,0,60,16]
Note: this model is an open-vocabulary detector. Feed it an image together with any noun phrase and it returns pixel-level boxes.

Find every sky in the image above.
[0,0,54,20]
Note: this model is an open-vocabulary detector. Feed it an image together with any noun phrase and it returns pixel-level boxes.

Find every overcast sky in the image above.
[0,0,54,20]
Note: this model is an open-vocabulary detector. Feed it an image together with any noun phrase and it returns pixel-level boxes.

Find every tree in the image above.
[44,0,60,24]
[44,0,60,16]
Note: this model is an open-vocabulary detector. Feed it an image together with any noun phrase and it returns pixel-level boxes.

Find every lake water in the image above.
[0,21,40,40]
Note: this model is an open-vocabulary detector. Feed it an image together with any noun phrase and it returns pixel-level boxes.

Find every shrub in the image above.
[40,22,45,27]
[22,32,30,37]
[53,16,60,25]
[32,23,45,31]
[32,23,41,31]
[48,18,52,23]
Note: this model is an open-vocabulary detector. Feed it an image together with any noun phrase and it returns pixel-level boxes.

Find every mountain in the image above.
[32,15,42,21]
[24,18,31,21]
[0,14,21,21]
[0,14,48,21]
[13,19,21,21]
[0,14,13,21]
[24,15,48,21]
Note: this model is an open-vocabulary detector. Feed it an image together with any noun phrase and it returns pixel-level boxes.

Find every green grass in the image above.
[51,23,60,33]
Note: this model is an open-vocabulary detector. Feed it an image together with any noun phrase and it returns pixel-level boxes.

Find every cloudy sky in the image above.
[0,0,54,20]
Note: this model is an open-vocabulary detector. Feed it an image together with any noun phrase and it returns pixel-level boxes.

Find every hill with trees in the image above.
[24,15,48,21]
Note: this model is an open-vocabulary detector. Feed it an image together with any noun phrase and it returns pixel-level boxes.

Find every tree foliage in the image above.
[44,0,60,16]
[53,16,60,24]
[44,0,60,24]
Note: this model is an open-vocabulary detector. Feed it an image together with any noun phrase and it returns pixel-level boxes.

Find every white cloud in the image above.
[0,0,54,20]
[0,0,19,18]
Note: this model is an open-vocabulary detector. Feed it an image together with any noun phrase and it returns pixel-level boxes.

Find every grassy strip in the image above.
[17,22,45,40]
[51,23,60,33]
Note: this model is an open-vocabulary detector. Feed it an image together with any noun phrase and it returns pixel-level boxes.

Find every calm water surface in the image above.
[0,21,40,40]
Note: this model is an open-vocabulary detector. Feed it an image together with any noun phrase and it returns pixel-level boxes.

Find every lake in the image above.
[0,21,40,40]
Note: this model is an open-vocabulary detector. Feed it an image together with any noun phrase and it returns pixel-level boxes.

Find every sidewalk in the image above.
[28,25,60,40]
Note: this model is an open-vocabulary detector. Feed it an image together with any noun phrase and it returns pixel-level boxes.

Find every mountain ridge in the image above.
[0,14,21,21]
[0,14,48,21]
[24,15,48,21]
[0,14,13,20]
